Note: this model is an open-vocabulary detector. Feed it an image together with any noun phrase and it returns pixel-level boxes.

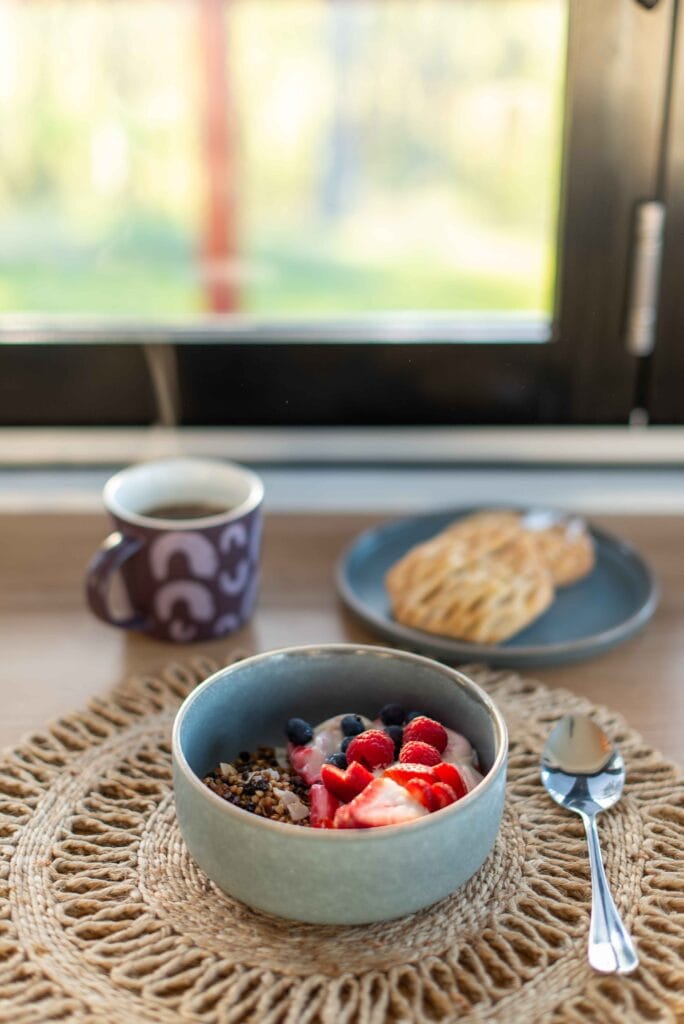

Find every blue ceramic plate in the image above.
[336,508,659,668]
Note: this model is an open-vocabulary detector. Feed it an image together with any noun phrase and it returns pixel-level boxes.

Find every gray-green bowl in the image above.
[172,643,508,924]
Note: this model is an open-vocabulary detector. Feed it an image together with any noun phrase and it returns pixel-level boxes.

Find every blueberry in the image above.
[285,717,314,745]
[406,711,426,722]
[384,725,403,758]
[341,714,366,737]
[325,752,348,769]
[379,703,405,726]
[340,736,353,753]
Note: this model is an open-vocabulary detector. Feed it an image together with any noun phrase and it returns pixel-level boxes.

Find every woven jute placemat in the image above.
[0,654,682,1024]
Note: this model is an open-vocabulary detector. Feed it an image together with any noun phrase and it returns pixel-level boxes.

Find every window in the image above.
[0,0,679,427]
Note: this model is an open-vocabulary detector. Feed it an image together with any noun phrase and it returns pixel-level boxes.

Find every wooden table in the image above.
[1,512,682,766]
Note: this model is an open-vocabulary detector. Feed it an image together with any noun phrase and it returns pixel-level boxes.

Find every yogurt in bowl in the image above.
[172,643,508,924]
[203,706,485,829]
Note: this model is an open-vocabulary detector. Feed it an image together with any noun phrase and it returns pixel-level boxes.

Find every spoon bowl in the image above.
[541,714,626,814]
[541,714,639,975]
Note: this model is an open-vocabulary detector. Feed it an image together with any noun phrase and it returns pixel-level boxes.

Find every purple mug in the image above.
[85,458,263,642]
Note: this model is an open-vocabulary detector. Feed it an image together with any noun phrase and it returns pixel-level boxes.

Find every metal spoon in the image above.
[541,714,639,974]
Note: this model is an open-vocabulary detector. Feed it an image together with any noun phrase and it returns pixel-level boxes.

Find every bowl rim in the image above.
[172,642,508,839]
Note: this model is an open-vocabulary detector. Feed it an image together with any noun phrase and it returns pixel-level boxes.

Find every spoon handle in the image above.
[580,811,639,974]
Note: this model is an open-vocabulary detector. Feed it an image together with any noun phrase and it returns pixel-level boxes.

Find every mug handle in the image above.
[85,532,148,630]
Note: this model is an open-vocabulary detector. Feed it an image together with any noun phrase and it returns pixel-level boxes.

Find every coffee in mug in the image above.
[85,458,263,642]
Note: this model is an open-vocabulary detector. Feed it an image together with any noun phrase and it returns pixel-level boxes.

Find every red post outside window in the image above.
[197,0,238,313]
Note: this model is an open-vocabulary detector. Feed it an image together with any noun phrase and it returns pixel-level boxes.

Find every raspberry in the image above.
[399,740,442,766]
[402,715,448,754]
[346,729,395,770]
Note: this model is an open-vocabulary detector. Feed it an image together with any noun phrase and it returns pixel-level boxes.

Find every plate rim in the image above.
[335,506,660,660]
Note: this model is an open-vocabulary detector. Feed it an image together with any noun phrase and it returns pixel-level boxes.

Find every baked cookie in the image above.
[385,509,522,598]
[388,531,554,645]
[524,515,595,586]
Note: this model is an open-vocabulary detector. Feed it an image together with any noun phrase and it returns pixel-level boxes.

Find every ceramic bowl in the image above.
[172,643,508,924]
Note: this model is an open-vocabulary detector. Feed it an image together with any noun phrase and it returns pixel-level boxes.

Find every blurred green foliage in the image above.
[0,0,565,317]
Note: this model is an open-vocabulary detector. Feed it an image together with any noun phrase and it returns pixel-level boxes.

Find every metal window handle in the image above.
[624,201,666,357]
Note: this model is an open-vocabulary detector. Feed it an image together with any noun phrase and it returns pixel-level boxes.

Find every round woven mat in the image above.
[1,655,682,1024]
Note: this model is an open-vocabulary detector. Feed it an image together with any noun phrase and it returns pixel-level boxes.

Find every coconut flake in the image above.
[274,787,309,823]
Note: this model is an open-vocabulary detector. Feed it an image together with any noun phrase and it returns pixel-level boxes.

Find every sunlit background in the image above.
[0,0,567,318]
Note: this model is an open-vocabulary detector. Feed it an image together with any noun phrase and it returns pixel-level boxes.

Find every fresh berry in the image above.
[384,724,403,758]
[379,703,405,726]
[285,717,314,746]
[452,763,483,793]
[402,716,448,753]
[399,740,442,766]
[287,741,327,785]
[333,777,429,828]
[406,711,426,722]
[384,762,437,786]
[433,761,468,799]
[325,752,348,770]
[340,736,353,753]
[431,781,458,809]
[320,760,374,802]
[309,783,340,828]
[340,714,366,737]
[346,729,395,770]
[405,777,439,812]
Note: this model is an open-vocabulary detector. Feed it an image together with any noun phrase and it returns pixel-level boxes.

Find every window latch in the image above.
[624,200,665,358]
[635,0,661,8]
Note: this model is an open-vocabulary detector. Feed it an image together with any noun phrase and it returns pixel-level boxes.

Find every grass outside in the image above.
[0,247,549,318]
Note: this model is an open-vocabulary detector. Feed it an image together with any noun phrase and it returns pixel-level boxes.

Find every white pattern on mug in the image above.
[149,532,219,581]
[219,522,248,553]
[154,580,216,624]
[219,559,251,596]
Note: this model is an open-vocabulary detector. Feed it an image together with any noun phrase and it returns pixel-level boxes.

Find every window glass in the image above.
[0,0,566,320]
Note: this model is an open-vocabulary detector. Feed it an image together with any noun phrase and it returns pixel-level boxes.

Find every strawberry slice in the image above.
[433,762,468,800]
[402,715,448,754]
[321,760,374,803]
[432,781,458,809]
[399,740,442,766]
[309,783,340,828]
[384,763,437,786]
[405,777,439,812]
[287,741,327,785]
[333,777,429,829]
